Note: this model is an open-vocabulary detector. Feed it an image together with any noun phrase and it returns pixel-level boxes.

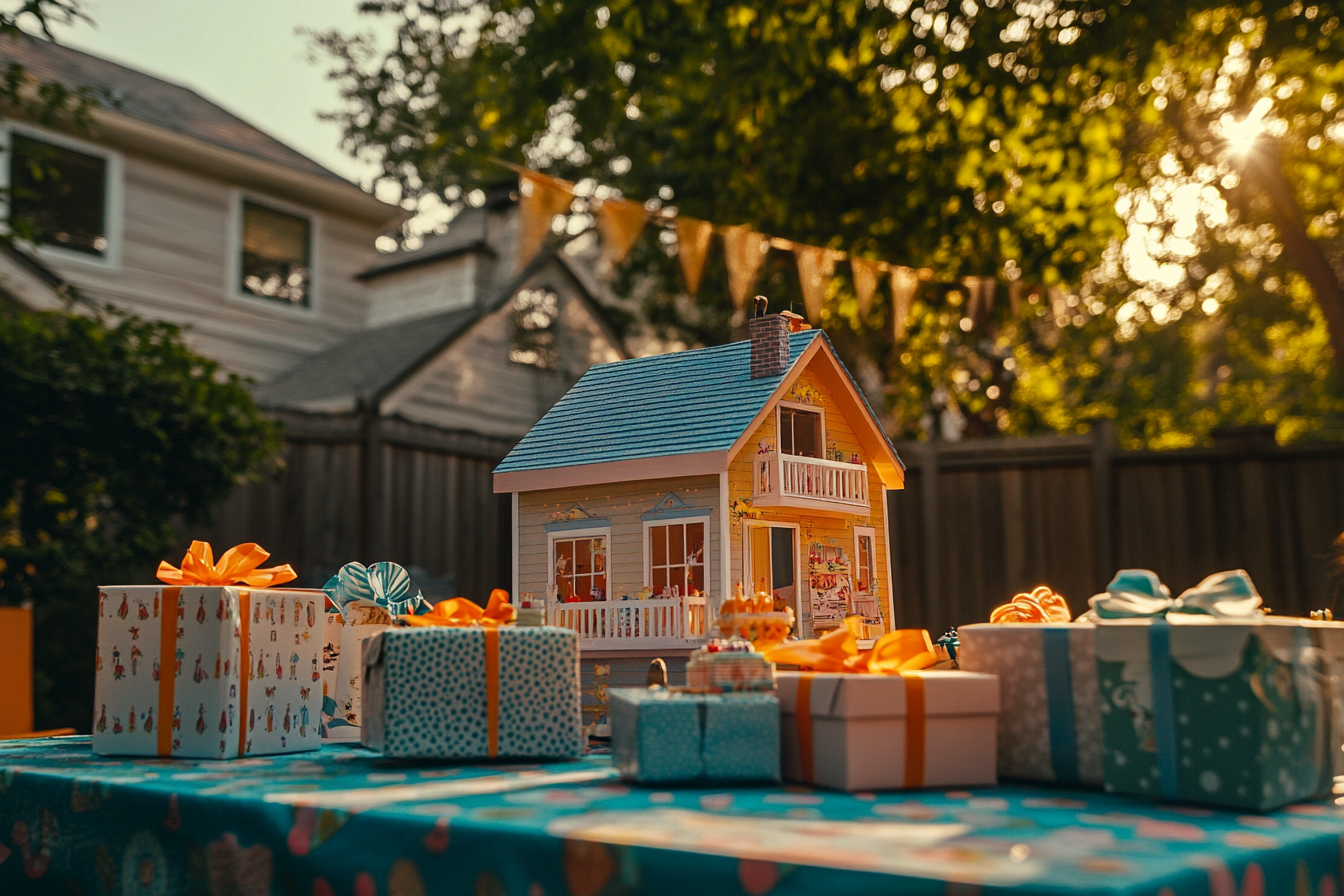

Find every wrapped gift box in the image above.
[93,585,323,758]
[609,688,780,784]
[776,671,998,791]
[360,625,583,759]
[958,622,1103,786]
[1094,615,1344,810]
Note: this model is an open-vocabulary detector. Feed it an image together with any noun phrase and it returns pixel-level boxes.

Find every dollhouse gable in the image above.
[493,327,903,493]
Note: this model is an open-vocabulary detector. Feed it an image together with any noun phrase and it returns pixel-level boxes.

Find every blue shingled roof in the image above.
[496,330,825,474]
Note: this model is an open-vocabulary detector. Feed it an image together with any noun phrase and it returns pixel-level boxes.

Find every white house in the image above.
[0,35,628,596]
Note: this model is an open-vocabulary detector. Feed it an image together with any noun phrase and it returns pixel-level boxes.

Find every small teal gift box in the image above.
[609,688,780,783]
[360,624,583,760]
[1092,569,1344,811]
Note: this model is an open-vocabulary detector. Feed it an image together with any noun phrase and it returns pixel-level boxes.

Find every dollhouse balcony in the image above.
[752,451,870,514]
[549,595,708,650]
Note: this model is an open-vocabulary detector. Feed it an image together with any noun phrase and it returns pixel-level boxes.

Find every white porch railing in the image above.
[550,595,708,649]
[753,451,869,510]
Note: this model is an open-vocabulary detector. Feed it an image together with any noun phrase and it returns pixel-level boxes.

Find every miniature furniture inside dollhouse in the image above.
[494,308,906,656]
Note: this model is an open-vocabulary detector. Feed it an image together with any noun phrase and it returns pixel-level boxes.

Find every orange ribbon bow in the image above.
[399,589,517,627]
[764,627,938,674]
[989,585,1072,624]
[156,541,297,588]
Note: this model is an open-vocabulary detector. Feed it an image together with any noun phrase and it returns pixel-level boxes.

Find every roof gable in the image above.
[0,35,348,184]
[254,249,622,413]
[494,329,903,492]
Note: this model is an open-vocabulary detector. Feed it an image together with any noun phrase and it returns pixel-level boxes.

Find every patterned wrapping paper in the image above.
[92,585,322,758]
[360,625,583,759]
[1094,616,1344,811]
[958,623,1103,786]
[609,688,781,784]
[14,737,1344,896]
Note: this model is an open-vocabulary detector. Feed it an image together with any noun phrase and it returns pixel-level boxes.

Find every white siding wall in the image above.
[27,147,379,382]
[517,476,722,605]
[365,255,477,327]
[383,266,624,438]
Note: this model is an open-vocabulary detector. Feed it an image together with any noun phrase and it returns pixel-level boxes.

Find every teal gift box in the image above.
[1092,570,1344,811]
[360,625,584,760]
[609,688,781,783]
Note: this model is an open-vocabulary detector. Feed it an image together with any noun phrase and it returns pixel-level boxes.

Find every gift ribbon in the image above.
[157,587,180,757]
[324,561,427,620]
[990,586,1072,624]
[156,541,296,588]
[237,592,250,757]
[767,629,937,787]
[396,589,516,757]
[398,590,517,628]
[1039,628,1079,785]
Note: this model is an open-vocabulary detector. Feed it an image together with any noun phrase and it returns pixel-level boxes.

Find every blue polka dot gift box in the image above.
[360,624,584,760]
[609,687,781,784]
[1091,569,1344,811]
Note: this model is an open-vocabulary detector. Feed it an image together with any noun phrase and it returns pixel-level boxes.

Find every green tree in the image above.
[0,305,281,729]
[316,0,1344,444]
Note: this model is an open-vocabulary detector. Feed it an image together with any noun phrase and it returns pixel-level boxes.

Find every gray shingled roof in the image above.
[0,34,348,184]
[359,207,491,280]
[254,304,483,409]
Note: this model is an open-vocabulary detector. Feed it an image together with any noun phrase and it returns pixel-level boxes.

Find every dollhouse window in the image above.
[853,527,877,593]
[551,532,607,601]
[646,521,705,597]
[779,405,823,458]
[510,288,559,368]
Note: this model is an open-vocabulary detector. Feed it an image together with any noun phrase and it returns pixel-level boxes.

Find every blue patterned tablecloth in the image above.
[1,736,1342,896]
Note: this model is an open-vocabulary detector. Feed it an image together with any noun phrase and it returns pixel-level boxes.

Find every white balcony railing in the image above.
[753,451,869,511]
[550,595,707,649]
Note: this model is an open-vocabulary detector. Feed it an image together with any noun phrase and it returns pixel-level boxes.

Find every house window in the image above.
[240,199,312,307]
[510,288,559,368]
[9,133,108,257]
[647,521,706,597]
[853,527,877,594]
[552,532,607,602]
[779,405,823,458]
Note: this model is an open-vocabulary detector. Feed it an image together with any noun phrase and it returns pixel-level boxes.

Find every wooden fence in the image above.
[198,414,1344,632]
[888,424,1344,635]
[195,412,515,600]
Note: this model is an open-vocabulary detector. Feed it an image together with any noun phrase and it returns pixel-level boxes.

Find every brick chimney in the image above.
[749,314,790,378]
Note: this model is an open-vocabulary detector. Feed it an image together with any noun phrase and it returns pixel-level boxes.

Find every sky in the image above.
[52,0,394,186]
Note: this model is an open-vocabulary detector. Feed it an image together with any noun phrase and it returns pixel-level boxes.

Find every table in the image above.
[1,737,1341,895]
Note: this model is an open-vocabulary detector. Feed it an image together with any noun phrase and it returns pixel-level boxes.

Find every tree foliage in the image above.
[317,0,1344,445]
[0,305,281,729]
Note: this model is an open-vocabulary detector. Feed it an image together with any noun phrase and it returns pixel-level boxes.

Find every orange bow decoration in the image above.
[990,585,1072,624]
[399,589,517,627]
[156,541,297,588]
[764,627,938,674]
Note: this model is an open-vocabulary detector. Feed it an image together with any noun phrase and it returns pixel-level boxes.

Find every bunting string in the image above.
[506,161,945,339]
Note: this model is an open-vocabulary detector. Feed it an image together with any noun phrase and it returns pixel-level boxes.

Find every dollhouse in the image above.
[494,310,906,659]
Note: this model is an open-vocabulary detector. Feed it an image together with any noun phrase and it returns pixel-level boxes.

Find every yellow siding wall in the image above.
[726,359,893,635]
[517,476,722,603]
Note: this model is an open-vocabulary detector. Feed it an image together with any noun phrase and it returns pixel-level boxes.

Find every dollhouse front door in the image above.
[745,522,798,621]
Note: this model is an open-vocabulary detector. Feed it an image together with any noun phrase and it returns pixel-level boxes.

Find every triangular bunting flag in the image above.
[517,172,575,268]
[851,256,882,317]
[890,265,920,341]
[720,225,771,312]
[962,276,982,329]
[676,217,715,297]
[597,197,649,268]
[794,245,838,324]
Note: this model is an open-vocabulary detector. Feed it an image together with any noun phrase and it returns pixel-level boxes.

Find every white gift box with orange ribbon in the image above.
[92,585,323,758]
[776,671,999,791]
